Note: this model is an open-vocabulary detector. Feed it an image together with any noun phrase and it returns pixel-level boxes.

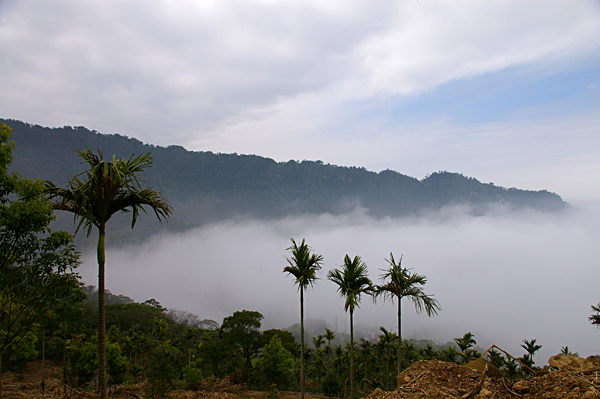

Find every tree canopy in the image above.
[0,123,83,396]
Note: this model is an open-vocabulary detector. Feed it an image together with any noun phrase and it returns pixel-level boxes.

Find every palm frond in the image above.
[375,252,440,315]
[283,238,323,291]
[45,148,172,235]
[590,303,600,327]
[327,254,373,312]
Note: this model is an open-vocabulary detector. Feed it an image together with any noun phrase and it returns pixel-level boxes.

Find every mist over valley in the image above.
[82,201,600,367]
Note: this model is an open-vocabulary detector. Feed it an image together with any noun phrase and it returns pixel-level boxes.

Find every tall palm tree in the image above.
[327,255,373,399]
[375,253,440,376]
[283,238,323,399]
[45,148,171,399]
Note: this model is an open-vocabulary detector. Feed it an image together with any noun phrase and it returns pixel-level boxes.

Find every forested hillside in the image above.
[2,119,566,242]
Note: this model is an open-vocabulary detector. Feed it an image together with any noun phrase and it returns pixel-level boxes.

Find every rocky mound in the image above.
[366,357,600,399]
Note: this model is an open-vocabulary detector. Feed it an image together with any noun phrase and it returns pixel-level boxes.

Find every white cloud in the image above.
[1,1,598,138]
[344,0,600,97]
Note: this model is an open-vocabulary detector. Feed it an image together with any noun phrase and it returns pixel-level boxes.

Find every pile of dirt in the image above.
[366,360,509,398]
[522,355,600,399]
[365,357,600,399]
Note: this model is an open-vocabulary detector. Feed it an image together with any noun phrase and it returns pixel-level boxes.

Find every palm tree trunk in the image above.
[0,352,4,399]
[41,329,45,396]
[300,288,305,399]
[397,299,402,377]
[97,227,107,399]
[349,309,354,399]
[386,348,390,390]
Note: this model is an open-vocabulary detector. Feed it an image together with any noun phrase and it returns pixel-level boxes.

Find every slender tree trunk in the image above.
[300,288,305,399]
[349,309,354,399]
[62,338,67,394]
[41,329,45,396]
[97,227,107,399]
[386,348,390,390]
[397,299,402,376]
[0,352,3,399]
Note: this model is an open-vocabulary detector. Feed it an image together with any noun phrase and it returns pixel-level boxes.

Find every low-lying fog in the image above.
[79,202,600,365]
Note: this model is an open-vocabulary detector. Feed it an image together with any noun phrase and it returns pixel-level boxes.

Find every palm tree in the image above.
[454,332,479,364]
[325,328,335,355]
[378,326,397,390]
[437,345,458,363]
[283,238,323,399]
[521,338,542,366]
[454,332,476,353]
[375,253,440,376]
[313,335,325,350]
[46,148,171,399]
[327,254,373,399]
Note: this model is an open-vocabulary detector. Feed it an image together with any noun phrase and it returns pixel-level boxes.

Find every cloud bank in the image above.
[3,0,597,139]
[79,203,600,365]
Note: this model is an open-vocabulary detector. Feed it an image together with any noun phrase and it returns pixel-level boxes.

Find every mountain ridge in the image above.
[1,118,566,242]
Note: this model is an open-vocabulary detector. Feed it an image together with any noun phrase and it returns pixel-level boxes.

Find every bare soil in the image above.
[2,358,600,399]
[367,358,600,399]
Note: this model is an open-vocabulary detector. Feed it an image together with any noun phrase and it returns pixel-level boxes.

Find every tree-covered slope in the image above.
[2,118,566,240]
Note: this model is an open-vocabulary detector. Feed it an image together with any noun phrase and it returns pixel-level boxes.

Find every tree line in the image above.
[1,122,598,399]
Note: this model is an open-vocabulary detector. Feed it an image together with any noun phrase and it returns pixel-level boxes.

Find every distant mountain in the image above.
[2,119,566,243]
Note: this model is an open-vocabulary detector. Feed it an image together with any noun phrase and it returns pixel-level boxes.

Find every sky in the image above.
[2,1,600,365]
[1,0,600,203]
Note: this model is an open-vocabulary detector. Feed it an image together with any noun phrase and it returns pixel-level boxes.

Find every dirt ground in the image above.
[0,361,330,399]
[2,358,600,399]
[367,358,600,399]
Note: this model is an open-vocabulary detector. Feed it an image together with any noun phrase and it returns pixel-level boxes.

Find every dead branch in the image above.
[460,364,488,399]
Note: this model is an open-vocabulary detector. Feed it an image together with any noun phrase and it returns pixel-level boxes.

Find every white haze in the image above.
[79,203,600,365]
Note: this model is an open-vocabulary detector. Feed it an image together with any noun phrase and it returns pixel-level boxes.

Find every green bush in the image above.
[254,336,295,390]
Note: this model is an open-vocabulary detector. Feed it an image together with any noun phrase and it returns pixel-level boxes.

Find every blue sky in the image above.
[1,0,600,202]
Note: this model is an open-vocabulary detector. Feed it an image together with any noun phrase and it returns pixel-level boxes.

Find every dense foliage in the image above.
[5,286,543,397]
[0,123,83,395]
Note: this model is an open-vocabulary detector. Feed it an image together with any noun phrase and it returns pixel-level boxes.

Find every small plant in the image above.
[454,332,476,353]
[267,384,280,399]
[487,348,505,369]
[454,332,479,364]
[504,357,520,378]
[519,354,534,375]
[560,346,579,356]
[521,339,542,366]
